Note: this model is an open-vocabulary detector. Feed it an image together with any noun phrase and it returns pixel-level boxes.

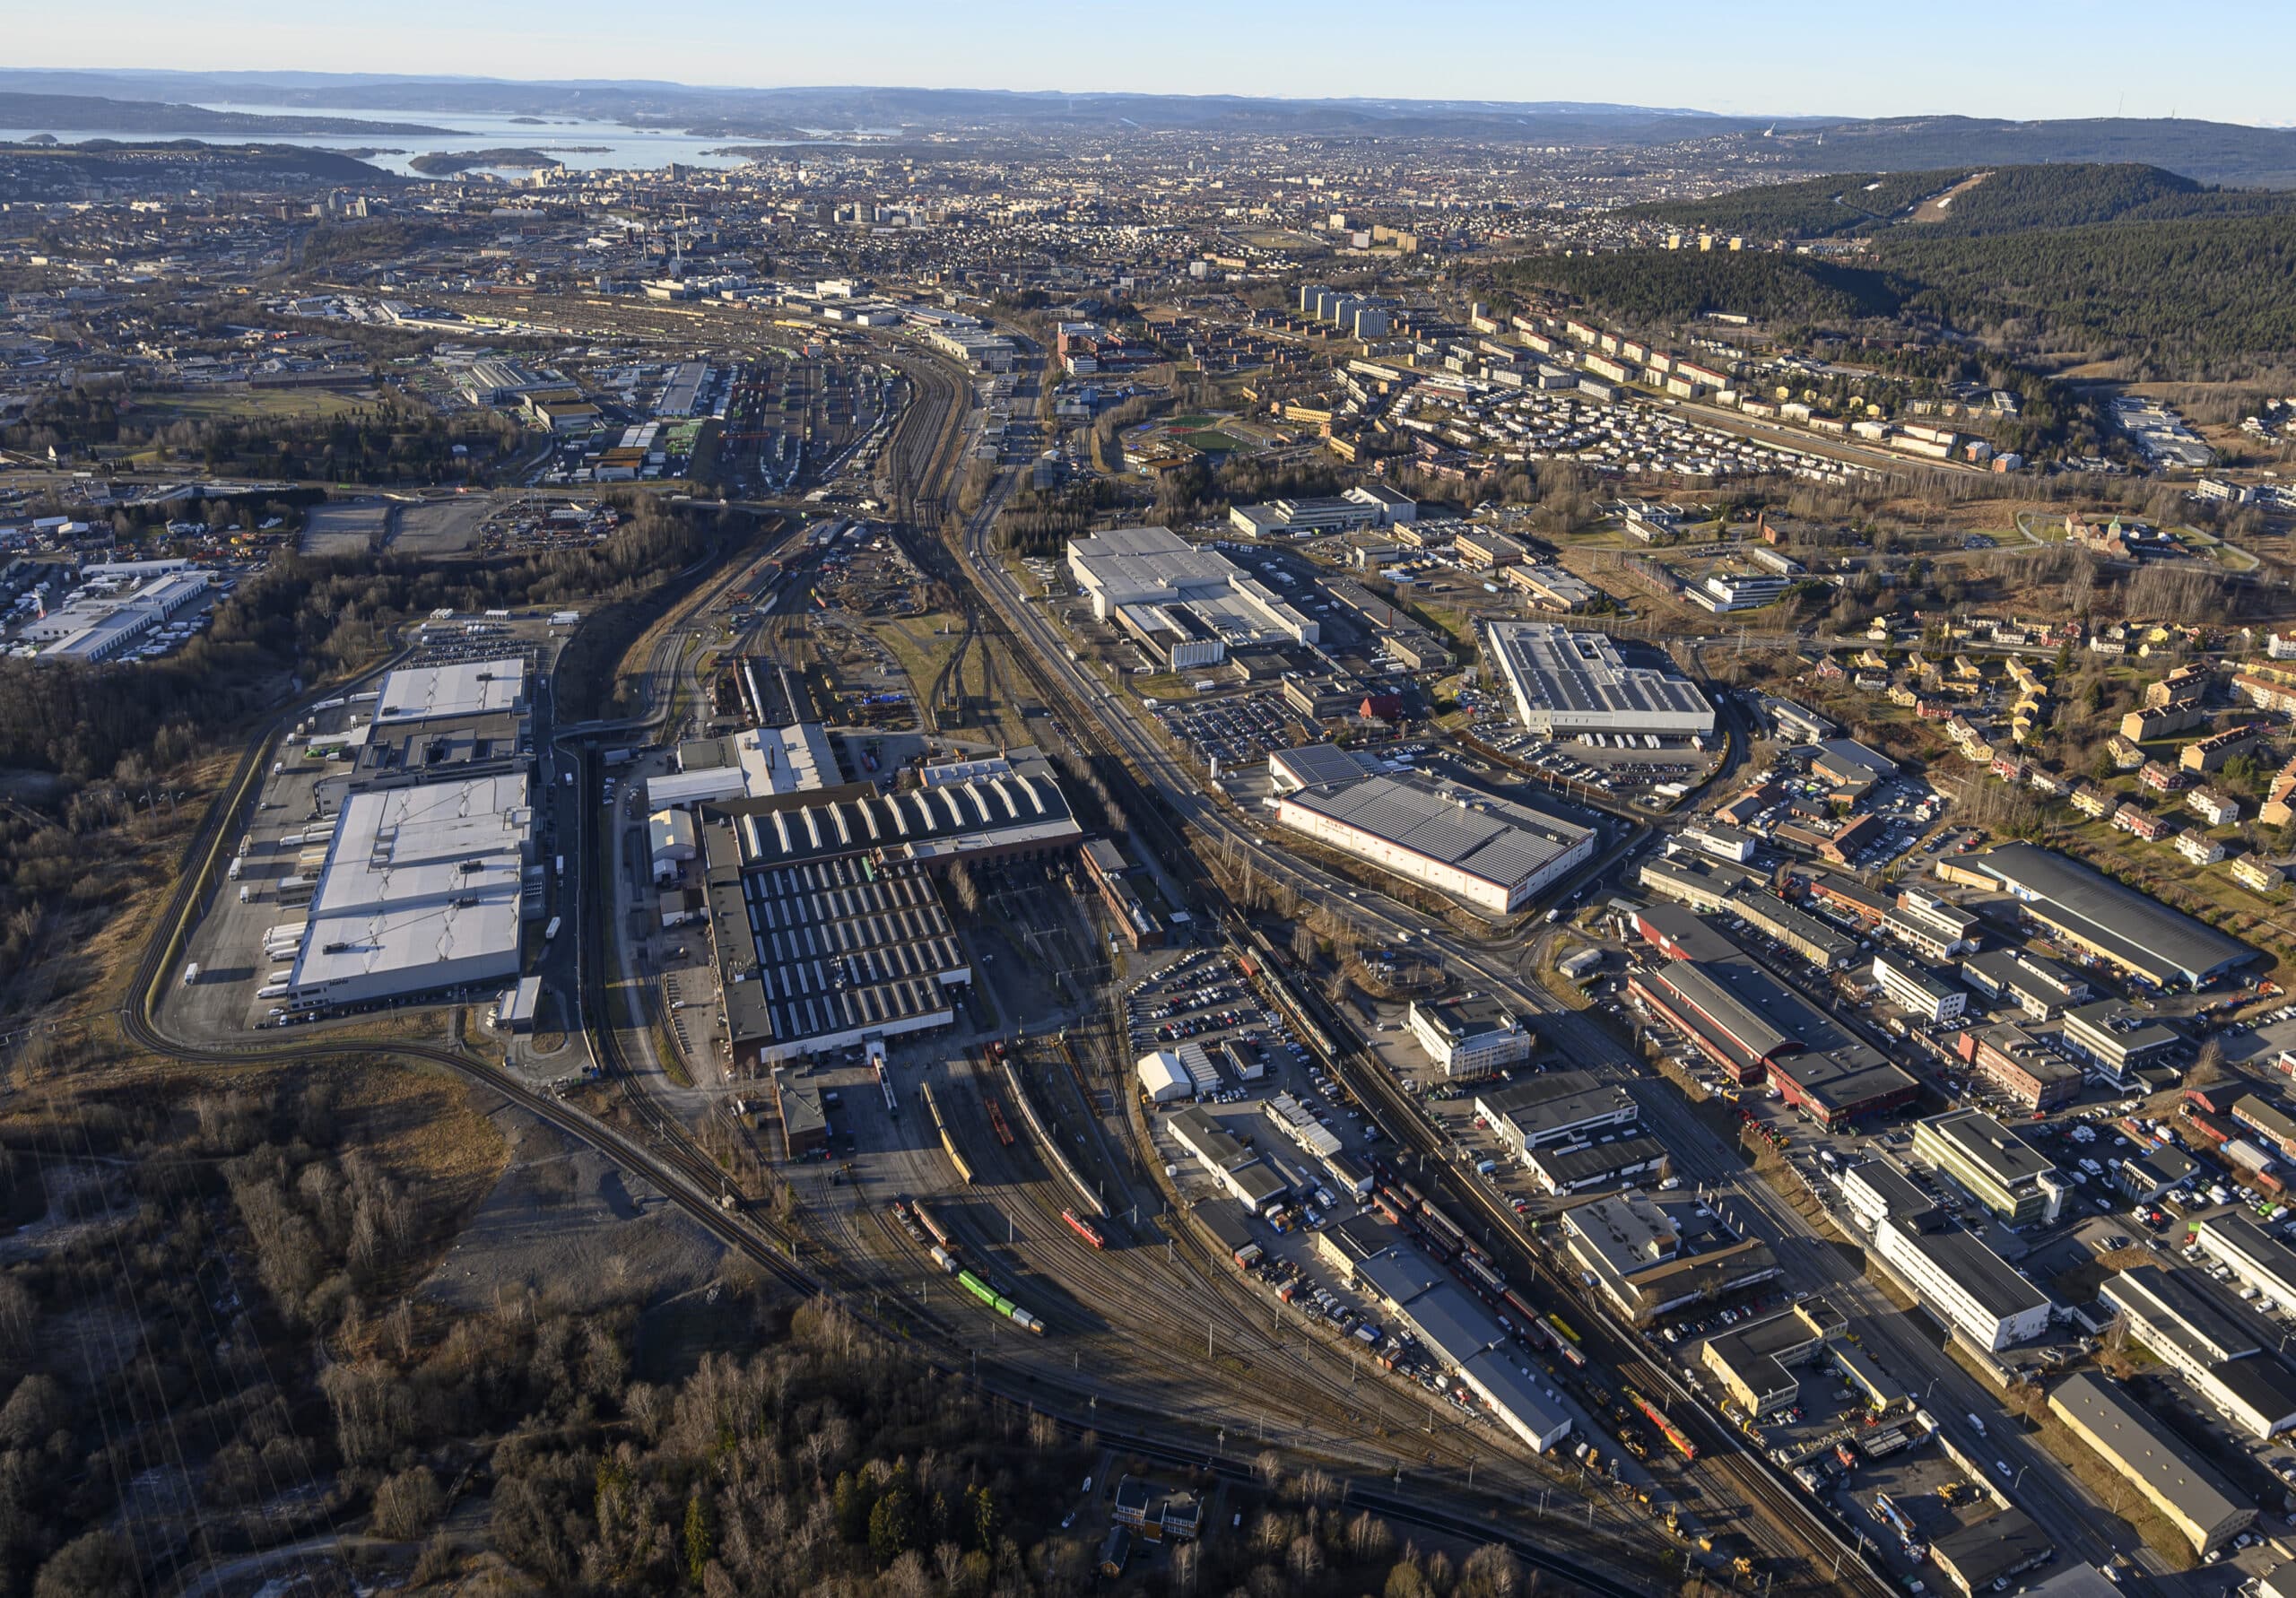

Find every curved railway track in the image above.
[104,352,1743,1594]
[867,345,1892,1594]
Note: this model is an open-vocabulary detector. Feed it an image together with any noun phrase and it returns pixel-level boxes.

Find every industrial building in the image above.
[708,841,969,1068]
[2195,1213,2296,1307]
[1909,1109,2062,1226]
[1080,838,1165,951]
[1561,1193,1778,1324]
[1960,948,2089,1021]
[1930,1512,2056,1598]
[1524,1134,1669,1195]
[1630,957,1918,1125]
[1405,996,1531,1074]
[1347,1238,1571,1452]
[1973,843,2257,988]
[1699,1298,1848,1416]
[1474,1072,1638,1154]
[695,755,1079,1067]
[1168,1106,1289,1214]
[1638,855,1763,915]
[2048,1373,2257,1557]
[1266,749,1594,916]
[1226,486,1414,538]
[1066,526,1318,666]
[1728,890,1857,969]
[647,723,841,809]
[1482,621,1716,739]
[30,567,211,662]
[1136,1052,1193,1103]
[2100,1264,2296,1438]
[1872,1215,2053,1350]
[374,656,528,725]
[286,772,535,1008]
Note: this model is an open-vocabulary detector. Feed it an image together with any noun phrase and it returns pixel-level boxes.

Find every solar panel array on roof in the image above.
[1483,621,1715,734]
[734,855,965,1048]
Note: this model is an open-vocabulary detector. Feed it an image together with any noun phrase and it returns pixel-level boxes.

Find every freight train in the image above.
[956,1269,1046,1335]
[918,1082,974,1184]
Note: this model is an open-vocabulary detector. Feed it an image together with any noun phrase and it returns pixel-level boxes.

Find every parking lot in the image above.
[1152,690,1316,769]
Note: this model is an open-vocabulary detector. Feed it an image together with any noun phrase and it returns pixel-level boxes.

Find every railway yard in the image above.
[117,301,2191,1598]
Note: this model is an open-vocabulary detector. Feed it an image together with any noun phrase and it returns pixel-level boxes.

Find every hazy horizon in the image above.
[11,0,2296,129]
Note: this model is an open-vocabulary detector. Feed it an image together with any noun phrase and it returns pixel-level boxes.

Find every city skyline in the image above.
[13,0,2296,130]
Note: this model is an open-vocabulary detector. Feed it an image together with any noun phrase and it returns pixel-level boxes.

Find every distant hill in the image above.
[0,91,451,136]
[0,140,396,201]
[1716,116,2296,189]
[1626,170,1959,239]
[1631,163,2296,241]
[1493,251,1907,329]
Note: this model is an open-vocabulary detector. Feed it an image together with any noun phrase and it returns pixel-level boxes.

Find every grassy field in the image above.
[863,611,964,721]
[135,386,375,425]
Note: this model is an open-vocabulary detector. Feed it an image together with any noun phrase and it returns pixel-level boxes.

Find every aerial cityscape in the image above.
[9,20,2296,1598]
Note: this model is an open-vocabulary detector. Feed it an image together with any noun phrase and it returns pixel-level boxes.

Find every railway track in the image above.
[109,343,1742,1594]
[868,346,1896,1592]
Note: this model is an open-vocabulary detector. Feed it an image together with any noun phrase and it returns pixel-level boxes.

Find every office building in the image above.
[2101,1265,2296,1438]
[1973,843,2256,988]
[1960,948,2088,1021]
[1839,1158,1941,1235]
[1405,997,1531,1074]
[1872,1216,2053,1350]
[1910,1108,2060,1226]
[1873,950,1967,1024]
[1954,1021,2083,1112]
[2061,1001,2184,1080]
[2048,1373,2257,1556]
[1269,756,1595,916]
[1482,621,1717,739]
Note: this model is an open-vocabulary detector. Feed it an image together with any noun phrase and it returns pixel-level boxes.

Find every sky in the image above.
[16,0,2296,127]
